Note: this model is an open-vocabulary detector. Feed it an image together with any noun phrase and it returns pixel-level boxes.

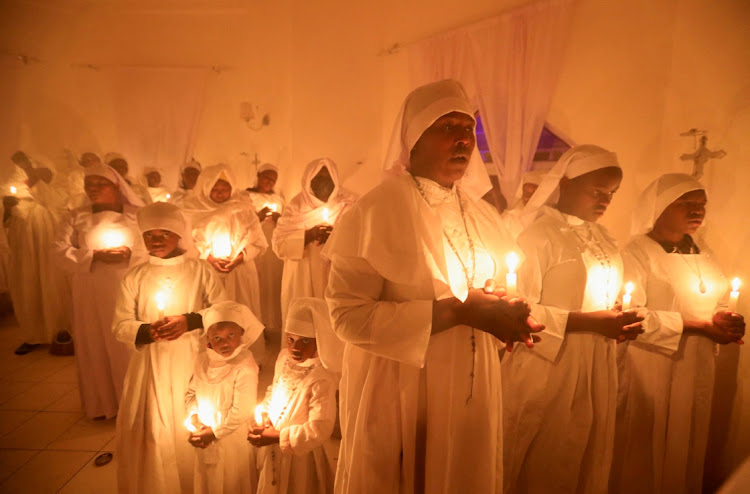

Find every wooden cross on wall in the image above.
[679,129,726,179]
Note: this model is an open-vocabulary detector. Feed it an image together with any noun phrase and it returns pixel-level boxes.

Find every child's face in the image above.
[142,229,181,258]
[286,334,317,363]
[208,322,244,357]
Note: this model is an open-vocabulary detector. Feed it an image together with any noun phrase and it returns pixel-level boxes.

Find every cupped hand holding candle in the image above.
[622,282,634,311]
[211,233,233,259]
[729,278,741,313]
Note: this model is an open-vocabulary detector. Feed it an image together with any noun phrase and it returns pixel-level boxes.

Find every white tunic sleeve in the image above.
[621,242,684,354]
[52,211,94,273]
[279,376,336,455]
[112,269,146,348]
[213,364,257,440]
[235,206,267,261]
[325,254,433,367]
[272,226,305,260]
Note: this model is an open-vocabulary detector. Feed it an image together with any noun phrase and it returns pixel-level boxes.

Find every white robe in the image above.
[147,186,171,203]
[186,348,258,494]
[324,175,513,494]
[5,169,71,343]
[247,191,286,330]
[113,254,226,494]
[501,206,623,494]
[53,204,146,418]
[256,350,337,494]
[169,188,196,208]
[611,234,727,494]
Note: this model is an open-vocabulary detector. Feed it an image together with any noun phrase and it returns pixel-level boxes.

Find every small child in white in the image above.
[186,300,265,494]
[249,297,339,494]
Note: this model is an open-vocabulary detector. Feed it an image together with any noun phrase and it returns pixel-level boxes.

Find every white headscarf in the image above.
[258,163,278,174]
[523,144,620,219]
[84,164,145,207]
[383,79,491,199]
[285,297,343,371]
[136,202,186,239]
[183,163,238,210]
[203,300,265,348]
[508,168,549,209]
[631,173,706,236]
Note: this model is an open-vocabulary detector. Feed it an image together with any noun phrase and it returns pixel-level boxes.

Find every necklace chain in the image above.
[570,223,613,309]
[677,253,707,293]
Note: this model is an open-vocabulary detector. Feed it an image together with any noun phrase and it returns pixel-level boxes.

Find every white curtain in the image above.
[408,0,573,202]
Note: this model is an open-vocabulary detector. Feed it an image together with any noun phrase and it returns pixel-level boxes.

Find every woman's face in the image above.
[654,189,707,236]
[142,229,181,258]
[558,167,622,222]
[310,167,334,202]
[84,175,119,205]
[210,179,232,203]
[145,171,161,188]
[256,170,278,194]
[409,111,475,188]
[182,167,200,190]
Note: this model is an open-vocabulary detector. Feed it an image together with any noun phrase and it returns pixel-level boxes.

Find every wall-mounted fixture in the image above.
[240,102,270,131]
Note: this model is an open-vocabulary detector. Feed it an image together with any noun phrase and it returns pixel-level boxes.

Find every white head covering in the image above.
[136,202,186,238]
[84,164,145,207]
[631,173,706,236]
[103,152,126,166]
[203,301,265,347]
[285,297,343,371]
[181,159,202,173]
[184,163,238,210]
[383,79,491,198]
[258,163,278,174]
[523,144,621,217]
[508,168,549,209]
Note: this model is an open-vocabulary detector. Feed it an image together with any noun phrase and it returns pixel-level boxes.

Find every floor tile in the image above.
[0,450,93,494]
[41,362,78,384]
[43,388,81,413]
[0,449,39,484]
[0,410,36,437]
[0,381,77,411]
[100,436,116,453]
[7,355,74,383]
[47,416,115,452]
[2,412,83,450]
[0,380,37,406]
[58,453,117,494]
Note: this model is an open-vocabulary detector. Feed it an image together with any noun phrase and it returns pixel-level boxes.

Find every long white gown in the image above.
[5,167,71,344]
[501,206,623,494]
[247,191,286,331]
[113,254,226,494]
[611,234,728,494]
[324,175,515,494]
[53,204,146,418]
[186,348,258,494]
[256,350,337,494]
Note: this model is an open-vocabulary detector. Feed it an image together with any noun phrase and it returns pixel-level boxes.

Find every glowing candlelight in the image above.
[211,233,232,258]
[155,291,167,320]
[506,252,519,298]
[184,416,197,433]
[255,405,264,426]
[622,282,634,311]
[322,207,330,224]
[101,230,126,250]
[729,278,741,313]
[166,193,171,200]
[9,186,17,195]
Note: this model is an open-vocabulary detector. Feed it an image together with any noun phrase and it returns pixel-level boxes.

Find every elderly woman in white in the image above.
[324,79,541,494]
[611,173,744,494]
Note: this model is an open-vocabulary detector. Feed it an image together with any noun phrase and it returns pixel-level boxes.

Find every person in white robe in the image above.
[184,164,267,320]
[610,173,745,494]
[113,201,226,494]
[186,301,263,494]
[246,163,286,332]
[5,151,72,354]
[323,79,542,494]
[170,159,202,208]
[143,166,172,203]
[250,297,338,494]
[501,145,645,494]
[66,151,103,210]
[105,152,153,206]
[53,163,146,418]
[500,168,546,240]
[272,158,356,332]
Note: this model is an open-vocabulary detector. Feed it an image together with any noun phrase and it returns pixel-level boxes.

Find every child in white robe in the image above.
[249,297,338,494]
[611,173,745,494]
[186,301,264,494]
[113,202,226,494]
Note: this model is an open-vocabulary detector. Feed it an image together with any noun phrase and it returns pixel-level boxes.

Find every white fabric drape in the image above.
[408,0,572,202]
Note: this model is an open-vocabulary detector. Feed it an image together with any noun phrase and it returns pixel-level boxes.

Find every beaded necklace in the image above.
[570,222,614,309]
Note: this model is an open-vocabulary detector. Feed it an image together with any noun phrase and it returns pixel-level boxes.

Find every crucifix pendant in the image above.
[699,281,707,294]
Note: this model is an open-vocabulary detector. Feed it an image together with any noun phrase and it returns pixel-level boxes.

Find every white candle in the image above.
[255,405,264,425]
[184,416,197,433]
[506,252,519,298]
[155,291,167,320]
[9,186,17,195]
[211,233,232,258]
[322,207,330,224]
[729,277,741,313]
[166,193,171,200]
[622,282,634,311]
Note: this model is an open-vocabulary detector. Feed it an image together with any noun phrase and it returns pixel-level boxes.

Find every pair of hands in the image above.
[247,413,280,447]
[587,307,645,343]
[187,415,217,449]
[93,247,132,264]
[149,314,188,342]
[207,251,244,274]
[304,225,333,246]
[257,207,281,223]
[11,151,52,186]
[703,311,745,345]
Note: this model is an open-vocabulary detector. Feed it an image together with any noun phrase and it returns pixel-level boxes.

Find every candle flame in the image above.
[270,203,278,212]
[184,416,197,433]
[10,186,17,194]
[624,282,634,295]
[101,230,126,249]
[212,233,232,258]
[166,193,171,200]
[322,207,330,223]
[506,252,519,274]
[255,405,264,425]
[732,277,741,292]
[155,291,166,312]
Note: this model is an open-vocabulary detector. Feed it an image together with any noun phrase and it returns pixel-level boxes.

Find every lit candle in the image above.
[255,405,264,426]
[9,186,17,195]
[184,416,197,433]
[729,278,741,313]
[506,252,519,298]
[211,233,232,258]
[155,291,167,320]
[166,193,171,200]
[622,282,634,311]
[101,230,126,250]
[322,207,330,224]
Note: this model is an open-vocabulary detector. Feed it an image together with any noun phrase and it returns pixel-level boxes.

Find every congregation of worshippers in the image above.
[0,79,745,494]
